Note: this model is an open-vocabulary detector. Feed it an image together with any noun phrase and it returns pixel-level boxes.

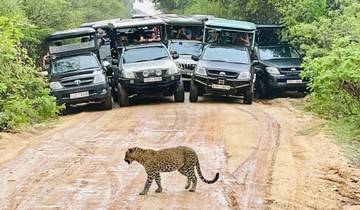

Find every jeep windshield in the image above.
[259,46,300,60]
[123,46,169,63]
[52,54,100,74]
[202,47,249,64]
[169,41,202,55]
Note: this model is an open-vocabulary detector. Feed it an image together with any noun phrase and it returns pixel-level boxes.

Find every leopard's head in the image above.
[124,147,142,164]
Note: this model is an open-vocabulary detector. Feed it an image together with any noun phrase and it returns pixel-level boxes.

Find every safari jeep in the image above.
[108,18,184,107]
[254,24,308,98]
[189,18,257,104]
[159,14,204,83]
[45,27,112,110]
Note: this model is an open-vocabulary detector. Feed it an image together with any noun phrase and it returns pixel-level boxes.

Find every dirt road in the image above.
[0,96,359,210]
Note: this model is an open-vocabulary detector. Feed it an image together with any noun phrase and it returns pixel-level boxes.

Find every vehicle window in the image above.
[202,47,250,64]
[259,46,300,60]
[167,26,203,41]
[49,35,96,54]
[52,55,99,74]
[115,25,163,46]
[99,42,111,60]
[123,46,169,63]
[168,42,202,55]
[205,29,254,47]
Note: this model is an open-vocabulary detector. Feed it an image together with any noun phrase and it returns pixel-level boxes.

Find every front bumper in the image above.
[180,69,194,82]
[120,74,181,93]
[51,82,111,105]
[193,74,252,96]
[268,75,308,91]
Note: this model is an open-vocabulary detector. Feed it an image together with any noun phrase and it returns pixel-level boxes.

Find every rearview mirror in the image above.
[191,55,199,61]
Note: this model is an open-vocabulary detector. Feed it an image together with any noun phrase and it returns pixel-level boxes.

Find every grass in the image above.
[329,120,360,166]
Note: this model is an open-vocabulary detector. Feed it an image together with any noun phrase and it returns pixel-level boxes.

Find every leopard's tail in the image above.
[195,157,219,184]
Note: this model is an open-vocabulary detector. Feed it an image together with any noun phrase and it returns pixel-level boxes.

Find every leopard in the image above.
[124,146,219,195]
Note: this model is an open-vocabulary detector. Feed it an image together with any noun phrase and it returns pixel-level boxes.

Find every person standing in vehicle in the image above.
[178,27,192,40]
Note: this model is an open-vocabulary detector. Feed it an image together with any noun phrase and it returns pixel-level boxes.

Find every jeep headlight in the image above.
[122,70,135,79]
[168,67,179,75]
[93,74,106,84]
[49,82,63,90]
[265,67,280,75]
[238,72,251,81]
[195,66,207,76]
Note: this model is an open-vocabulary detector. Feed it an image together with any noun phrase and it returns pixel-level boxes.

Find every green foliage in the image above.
[275,1,360,127]
[153,0,281,23]
[0,16,58,131]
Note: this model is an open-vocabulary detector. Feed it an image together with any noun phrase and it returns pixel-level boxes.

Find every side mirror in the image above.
[252,60,259,65]
[191,55,199,61]
[102,60,110,68]
[37,71,49,77]
[172,53,179,60]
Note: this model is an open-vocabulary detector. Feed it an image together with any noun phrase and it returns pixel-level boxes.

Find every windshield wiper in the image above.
[81,66,99,70]
[206,59,226,63]
[134,59,151,63]
[153,56,168,60]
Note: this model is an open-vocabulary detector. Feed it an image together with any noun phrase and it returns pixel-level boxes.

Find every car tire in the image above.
[117,83,129,107]
[111,86,119,102]
[189,80,199,103]
[244,89,253,105]
[102,96,113,110]
[174,81,185,102]
[255,78,267,99]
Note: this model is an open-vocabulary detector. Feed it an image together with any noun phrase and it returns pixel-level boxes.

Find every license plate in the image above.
[211,84,231,90]
[70,91,89,99]
[144,77,162,83]
[286,79,303,84]
[186,72,193,76]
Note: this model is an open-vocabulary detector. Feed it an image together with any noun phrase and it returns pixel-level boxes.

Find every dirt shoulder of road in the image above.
[256,99,360,209]
[0,114,80,165]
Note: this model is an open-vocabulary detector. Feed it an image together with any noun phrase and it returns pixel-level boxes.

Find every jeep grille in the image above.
[207,70,238,78]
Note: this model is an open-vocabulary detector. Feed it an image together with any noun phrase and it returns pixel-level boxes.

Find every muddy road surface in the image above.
[0,96,359,210]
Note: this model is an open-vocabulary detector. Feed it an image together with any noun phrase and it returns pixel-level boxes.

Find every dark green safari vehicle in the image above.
[253,24,308,98]
[45,27,112,110]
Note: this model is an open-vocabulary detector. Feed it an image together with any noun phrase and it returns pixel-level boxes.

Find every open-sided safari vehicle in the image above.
[80,18,121,63]
[189,18,257,104]
[159,14,204,83]
[45,27,112,110]
[203,18,257,48]
[108,18,184,107]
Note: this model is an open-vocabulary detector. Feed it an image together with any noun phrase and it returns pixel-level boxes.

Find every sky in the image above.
[132,0,159,15]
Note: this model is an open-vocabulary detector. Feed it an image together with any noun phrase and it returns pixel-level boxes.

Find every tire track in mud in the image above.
[225,104,281,209]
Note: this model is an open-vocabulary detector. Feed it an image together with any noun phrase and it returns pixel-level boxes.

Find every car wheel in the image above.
[111,86,119,102]
[102,96,113,110]
[189,80,199,102]
[174,81,185,102]
[255,78,267,99]
[244,89,253,105]
[117,83,129,107]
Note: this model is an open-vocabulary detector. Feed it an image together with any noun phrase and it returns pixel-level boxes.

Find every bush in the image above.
[0,16,59,131]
